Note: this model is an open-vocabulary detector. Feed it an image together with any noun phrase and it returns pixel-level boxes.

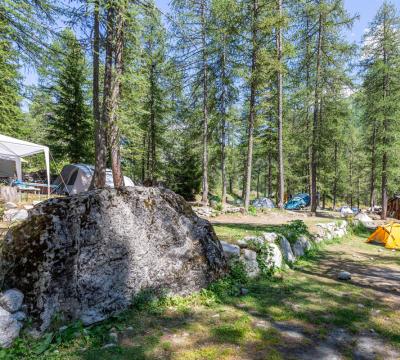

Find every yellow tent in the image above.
[367,223,400,249]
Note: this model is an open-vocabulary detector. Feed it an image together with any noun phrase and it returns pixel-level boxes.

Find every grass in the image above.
[2,224,400,359]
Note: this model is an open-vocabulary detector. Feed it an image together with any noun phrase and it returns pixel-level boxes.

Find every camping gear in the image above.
[284,193,310,210]
[53,164,134,195]
[0,134,50,195]
[367,223,400,249]
[340,206,353,216]
[252,197,275,209]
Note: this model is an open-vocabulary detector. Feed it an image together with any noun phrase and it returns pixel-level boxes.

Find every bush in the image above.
[248,205,257,216]
[281,220,311,244]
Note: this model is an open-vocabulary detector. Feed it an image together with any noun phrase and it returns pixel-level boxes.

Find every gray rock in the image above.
[0,289,24,313]
[240,249,260,278]
[0,307,22,348]
[5,202,17,210]
[261,243,283,269]
[220,241,240,258]
[12,311,26,322]
[338,271,351,280]
[241,235,264,247]
[279,236,295,263]
[293,235,312,257]
[3,209,28,222]
[0,187,227,333]
[262,232,278,243]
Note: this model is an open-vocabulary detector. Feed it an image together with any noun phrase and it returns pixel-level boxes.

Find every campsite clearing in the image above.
[3,216,400,359]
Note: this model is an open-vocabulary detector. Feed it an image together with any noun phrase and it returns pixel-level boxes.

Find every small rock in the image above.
[0,307,22,348]
[23,205,34,210]
[240,288,249,295]
[0,289,24,313]
[279,236,296,263]
[220,241,240,259]
[261,243,283,270]
[3,209,28,222]
[5,202,17,209]
[369,328,375,333]
[240,249,260,278]
[12,311,26,322]
[293,236,312,257]
[262,232,278,243]
[102,343,116,349]
[109,332,118,343]
[337,271,351,281]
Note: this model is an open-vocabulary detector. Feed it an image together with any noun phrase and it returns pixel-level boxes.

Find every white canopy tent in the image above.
[0,134,50,195]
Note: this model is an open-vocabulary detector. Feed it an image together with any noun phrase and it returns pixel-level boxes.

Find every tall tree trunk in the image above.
[276,0,284,208]
[200,0,209,205]
[149,63,156,181]
[90,0,107,189]
[381,12,388,220]
[109,1,125,188]
[220,38,227,206]
[333,141,338,209]
[311,12,323,213]
[141,133,146,182]
[370,121,377,209]
[305,15,313,197]
[268,150,272,197]
[244,0,258,210]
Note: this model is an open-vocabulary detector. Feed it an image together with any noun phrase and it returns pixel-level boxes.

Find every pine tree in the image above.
[0,19,23,136]
[39,29,93,163]
[361,1,400,219]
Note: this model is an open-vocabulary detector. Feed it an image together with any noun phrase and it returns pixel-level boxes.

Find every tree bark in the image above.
[200,0,209,205]
[244,0,258,210]
[369,121,377,209]
[333,141,338,209]
[149,63,156,181]
[381,11,388,220]
[311,12,323,213]
[220,41,227,206]
[90,0,107,189]
[276,0,284,209]
[109,1,125,188]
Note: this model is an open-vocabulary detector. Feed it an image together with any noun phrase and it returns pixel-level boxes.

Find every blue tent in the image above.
[284,193,310,210]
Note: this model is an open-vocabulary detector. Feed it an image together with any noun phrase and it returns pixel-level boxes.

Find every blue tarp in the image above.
[284,193,311,210]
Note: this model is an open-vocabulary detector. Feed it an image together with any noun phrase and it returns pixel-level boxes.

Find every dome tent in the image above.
[54,164,134,195]
[367,223,400,249]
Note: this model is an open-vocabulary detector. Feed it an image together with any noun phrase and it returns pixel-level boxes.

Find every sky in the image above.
[21,0,397,88]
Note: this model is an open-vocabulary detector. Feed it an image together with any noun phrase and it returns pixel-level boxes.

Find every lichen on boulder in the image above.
[0,186,227,333]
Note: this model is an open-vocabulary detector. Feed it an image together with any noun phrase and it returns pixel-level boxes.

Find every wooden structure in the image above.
[388,196,400,220]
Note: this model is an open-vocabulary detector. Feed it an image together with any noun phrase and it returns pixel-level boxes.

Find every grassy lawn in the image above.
[2,223,400,359]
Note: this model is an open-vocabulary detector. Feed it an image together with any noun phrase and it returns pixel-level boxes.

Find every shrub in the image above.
[248,205,257,216]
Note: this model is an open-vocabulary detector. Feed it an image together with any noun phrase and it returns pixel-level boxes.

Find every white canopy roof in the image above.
[0,134,50,195]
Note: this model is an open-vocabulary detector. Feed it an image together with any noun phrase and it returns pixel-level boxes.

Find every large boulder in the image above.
[0,187,226,333]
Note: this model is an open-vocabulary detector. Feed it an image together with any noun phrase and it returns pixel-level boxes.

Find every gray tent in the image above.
[54,164,134,195]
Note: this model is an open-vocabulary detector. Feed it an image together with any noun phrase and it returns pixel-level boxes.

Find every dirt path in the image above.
[275,235,400,359]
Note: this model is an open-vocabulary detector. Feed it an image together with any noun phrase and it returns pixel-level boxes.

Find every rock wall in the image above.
[0,187,227,334]
[221,220,348,277]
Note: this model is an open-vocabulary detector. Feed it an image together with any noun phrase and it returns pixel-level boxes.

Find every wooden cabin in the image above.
[388,196,400,220]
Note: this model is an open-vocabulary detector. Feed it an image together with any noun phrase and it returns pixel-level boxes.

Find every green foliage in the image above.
[35,29,93,164]
[247,205,257,216]
[281,220,311,245]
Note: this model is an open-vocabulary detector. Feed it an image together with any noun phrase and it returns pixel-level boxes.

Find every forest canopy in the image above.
[1,0,400,218]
